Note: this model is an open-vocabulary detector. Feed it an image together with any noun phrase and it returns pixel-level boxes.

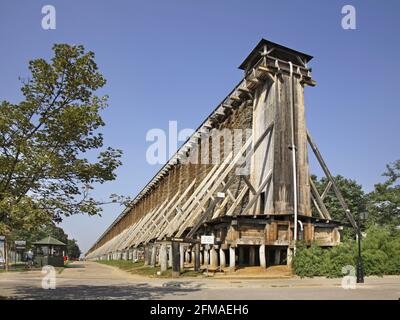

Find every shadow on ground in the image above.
[65,263,86,269]
[9,281,202,300]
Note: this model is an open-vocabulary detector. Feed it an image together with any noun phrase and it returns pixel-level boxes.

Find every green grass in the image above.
[97,260,203,278]
[0,261,70,273]
[0,263,31,272]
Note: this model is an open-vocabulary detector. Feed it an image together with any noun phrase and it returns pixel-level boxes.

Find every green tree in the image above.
[67,239,81,259]
[367,160,400,229]
[0,44,127,237]
[311,175,366,238]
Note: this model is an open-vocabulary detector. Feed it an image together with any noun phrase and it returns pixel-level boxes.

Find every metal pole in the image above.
[5,238,8,272]
[289,62,298,256]
[356,214,365,283]
[206,244,209,277]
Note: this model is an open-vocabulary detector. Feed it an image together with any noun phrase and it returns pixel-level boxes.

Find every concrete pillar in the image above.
[179,244,184,270]
[147,246,152,265]
[210,246,218,269]
[259,244,266,268]
[185,249,190,264]
[199,251,203,266]
[239,246,245,265]
[160,244,168,272]
[287,247,293,266]
[128,249,132,260]
[150,245,156,267]
[133,249,138,262]
[249,246,256,266]
[144,246,149,265]
[219,248,226,268]
[229,246,236,270]
[274,249,281,265]
[191,251,195,265]
[168,245,173,268]
[203,248,209,266]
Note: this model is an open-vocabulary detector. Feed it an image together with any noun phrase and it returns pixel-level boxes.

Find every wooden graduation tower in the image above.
[86,39,356,271]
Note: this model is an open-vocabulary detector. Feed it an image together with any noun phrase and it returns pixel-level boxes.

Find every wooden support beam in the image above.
[321,181,332,201]
[242,170,272,215]
[242,176,257,195]
[311,193,326,219]
[307,130,358,230]
[226,185,249,216]
[309,177,331,220]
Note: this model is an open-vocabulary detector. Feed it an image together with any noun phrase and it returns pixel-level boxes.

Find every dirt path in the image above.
[0,261,399,300]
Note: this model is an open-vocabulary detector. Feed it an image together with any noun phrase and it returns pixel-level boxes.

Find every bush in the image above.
[363,249,388,276]
[293,225,400,278]
[322,242,357,278]
[293,243,325,277]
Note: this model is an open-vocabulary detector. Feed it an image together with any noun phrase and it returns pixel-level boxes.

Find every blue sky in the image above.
[1,1,399,253]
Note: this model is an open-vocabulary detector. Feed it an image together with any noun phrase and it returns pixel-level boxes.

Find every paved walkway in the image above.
[0,261,399,300]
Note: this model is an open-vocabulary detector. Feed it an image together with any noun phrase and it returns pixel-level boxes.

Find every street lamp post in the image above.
[356,211,368,283]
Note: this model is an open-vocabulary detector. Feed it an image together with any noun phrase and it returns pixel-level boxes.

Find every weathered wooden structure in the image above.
[85,39,357,272]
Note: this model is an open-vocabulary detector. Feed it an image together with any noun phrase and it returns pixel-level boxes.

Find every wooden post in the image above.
[171,241,180,277]
[274,249,281,265]
[179,244,184,270]
[194,243,200,272]
[238,246,244,265]
[249,246,256,266]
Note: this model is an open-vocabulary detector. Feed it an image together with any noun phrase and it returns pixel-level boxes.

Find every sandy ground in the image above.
[0,261,399,300]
